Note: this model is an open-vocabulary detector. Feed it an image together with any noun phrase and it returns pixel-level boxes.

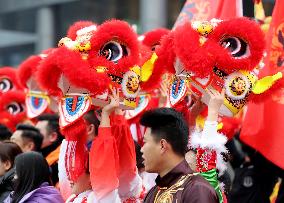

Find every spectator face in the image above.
[141,128,163,173]
[0,141,22,176]
[0,159,10,176]
[10,131,34,152]
[36,120,56,149]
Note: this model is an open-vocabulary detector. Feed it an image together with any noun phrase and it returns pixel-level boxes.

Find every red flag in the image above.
[174,0,242,28]
[240,0,284,169]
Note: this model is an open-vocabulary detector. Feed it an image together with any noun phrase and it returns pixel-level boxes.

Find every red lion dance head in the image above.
[148,17,282,117]
[18,49,57,119]
[37,20,155,181]
[140,28,170,51]
[0,67,26,131]
[0,67,22,95]
[0,90,26,131]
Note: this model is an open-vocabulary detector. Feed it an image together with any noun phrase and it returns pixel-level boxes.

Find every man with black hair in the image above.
[0,124,12,141]
[10,124,43,152]
[141,107,218,203]
[35,113,63,185]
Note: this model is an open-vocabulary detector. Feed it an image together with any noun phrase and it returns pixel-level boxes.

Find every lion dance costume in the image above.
[144,17,283,203]
[37,20,159,202]
[0,67,26,131]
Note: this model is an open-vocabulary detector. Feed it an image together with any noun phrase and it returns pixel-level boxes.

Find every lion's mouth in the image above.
[58,94,91,128]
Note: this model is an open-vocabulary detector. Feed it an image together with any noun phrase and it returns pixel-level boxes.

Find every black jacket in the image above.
[0,168,15,202]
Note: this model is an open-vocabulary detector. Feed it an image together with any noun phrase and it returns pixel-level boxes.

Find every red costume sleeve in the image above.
[89,127,119,200]
[111,114,143,200]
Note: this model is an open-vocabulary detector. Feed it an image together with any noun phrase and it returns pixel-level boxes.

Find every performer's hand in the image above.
[206,87,225,122]
[103,88,120,114]
[188,95,206,127]
[100,88,120,127]
[158,79,168,107]
[189,95,206,118]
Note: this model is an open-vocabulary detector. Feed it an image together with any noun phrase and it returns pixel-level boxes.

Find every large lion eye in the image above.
[151,43,159,51]
[0,78,13,92]
[7,102,24,115]
[221,37,249,58]
[100,41,128,63]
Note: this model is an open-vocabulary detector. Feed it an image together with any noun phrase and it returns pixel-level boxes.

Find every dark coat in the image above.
[144,160,219,203]
[0,169,15,202]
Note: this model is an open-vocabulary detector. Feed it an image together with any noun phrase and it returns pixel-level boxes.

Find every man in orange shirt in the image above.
[36,114,63,185]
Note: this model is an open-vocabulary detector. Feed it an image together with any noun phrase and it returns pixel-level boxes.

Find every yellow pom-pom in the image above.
[197,22,213,36]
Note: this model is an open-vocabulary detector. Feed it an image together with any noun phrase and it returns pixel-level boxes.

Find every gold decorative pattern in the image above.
[153,174,193,203]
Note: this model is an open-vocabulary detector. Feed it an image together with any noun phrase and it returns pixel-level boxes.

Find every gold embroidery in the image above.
[153,174,193,203]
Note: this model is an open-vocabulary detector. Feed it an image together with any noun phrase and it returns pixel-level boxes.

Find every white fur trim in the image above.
[76,25,97,36]
[190,121,227,151]
[191,21,202,29]
[217,153,227,175]
[190,121,228,173]
[210,18,223,27]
